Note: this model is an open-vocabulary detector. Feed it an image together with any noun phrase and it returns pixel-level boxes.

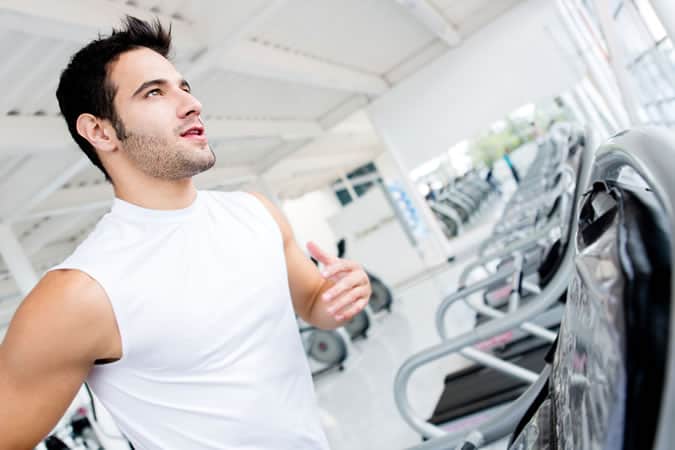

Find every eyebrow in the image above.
[131,78,192,98]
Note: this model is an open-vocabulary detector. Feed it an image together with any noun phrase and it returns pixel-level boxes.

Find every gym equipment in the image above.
[400,127,675,450]
[428,302,563,432]
[393,122,593,441]
[299,324,350,377]
[343,309,370,340]
[41,403,104,450]
[368,272,393,314]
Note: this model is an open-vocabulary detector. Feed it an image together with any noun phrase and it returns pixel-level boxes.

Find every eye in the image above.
[146,88,162,97]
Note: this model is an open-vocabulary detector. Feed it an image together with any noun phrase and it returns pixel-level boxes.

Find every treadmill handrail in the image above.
[434,267,555,343]
[479,166,575,255]
[393,125,593,440]
[405,366,552,450]
[498,165,574,219]
[394,250,573,439]
[460,220,557,287]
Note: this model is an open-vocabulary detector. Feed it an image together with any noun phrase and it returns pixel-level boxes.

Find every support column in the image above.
[0,223,38,296]
[369,124,453,264]
[649,0,675,45]
[561,91,591,127]
[593,0,644,126]
[556,0,630,130]
[573,83,611,140]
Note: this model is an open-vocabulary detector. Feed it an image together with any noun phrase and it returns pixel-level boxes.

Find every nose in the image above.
[177,89,202,119]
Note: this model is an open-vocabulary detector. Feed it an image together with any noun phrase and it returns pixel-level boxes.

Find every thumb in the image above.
[307,241,337,266]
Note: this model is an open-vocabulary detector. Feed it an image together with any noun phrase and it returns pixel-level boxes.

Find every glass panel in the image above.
[615,3,652,60]
[633,0,668,42]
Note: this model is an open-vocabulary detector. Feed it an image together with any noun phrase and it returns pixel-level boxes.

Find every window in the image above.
[580,0,675,127]
[332,162,383,206]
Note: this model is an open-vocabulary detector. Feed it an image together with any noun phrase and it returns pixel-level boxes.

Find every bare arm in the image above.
[0,270,120,449]
[248,192,371,329]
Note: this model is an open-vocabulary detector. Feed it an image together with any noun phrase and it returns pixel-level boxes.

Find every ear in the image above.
[75,113,118,154]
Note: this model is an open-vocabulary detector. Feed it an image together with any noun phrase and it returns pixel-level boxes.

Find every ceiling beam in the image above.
[205,118,323,140]
[191,165,258,188]
[186,0,289,80]
[0,116,325,156]
[277,151,376,174]
[13,165,257,221]
[0,35,41,84]
[0,116,71,156]
[21,212,95,256]
[255,140,312,174]
[394,0,461,46]
[0,240,79,301]
[220,40,389,95]
[0,0,200,54]
[0,41,72,114]
[17,184,114,221]
[7,156,89,221]
[0,153,88,220]
[189,2,387,97]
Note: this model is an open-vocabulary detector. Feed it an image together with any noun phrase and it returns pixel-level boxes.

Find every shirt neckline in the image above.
[110,192,202,222]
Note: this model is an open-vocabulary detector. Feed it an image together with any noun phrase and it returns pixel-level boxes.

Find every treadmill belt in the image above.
[429,343,549,426]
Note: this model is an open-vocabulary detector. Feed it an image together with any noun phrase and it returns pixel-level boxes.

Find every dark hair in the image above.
[56,16,172,182]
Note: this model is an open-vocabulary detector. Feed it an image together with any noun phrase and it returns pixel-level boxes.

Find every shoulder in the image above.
[4,270,119,364]
[29,270,116,341]
[245,192,293,244]
[39,269,109,307]
[199,190,293,244]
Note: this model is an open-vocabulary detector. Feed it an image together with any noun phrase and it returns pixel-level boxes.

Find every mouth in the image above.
[180,125,207,142]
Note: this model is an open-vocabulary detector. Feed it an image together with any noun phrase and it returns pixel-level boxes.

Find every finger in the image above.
[306,241,337,266]
[327,285,370,317]
[320,259,359,278]
[322,270,368,302]
[336,297,369,322]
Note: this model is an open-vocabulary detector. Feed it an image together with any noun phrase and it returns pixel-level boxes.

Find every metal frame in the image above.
[407,126,675,450]
[394,250,574,439]
[407,366,552,450]
[392,125,594,440]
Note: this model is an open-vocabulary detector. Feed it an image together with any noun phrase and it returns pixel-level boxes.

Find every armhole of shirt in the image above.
[46,264,129,365]
[235,191,285,246]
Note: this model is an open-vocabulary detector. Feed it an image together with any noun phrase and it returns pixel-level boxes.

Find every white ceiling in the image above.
[0,0,526,305]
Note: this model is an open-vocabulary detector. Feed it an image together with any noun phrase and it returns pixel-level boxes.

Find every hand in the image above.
[307,241,371,323]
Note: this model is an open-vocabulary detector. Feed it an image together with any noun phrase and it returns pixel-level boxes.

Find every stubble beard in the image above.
[120,130,216,180]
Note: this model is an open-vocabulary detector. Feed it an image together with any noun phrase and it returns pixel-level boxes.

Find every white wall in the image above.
[282,187,343,255]
[327,185,426,286]
[368,0,580,172]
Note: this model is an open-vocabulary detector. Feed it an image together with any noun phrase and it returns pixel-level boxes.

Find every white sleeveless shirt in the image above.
[49,191,329,450]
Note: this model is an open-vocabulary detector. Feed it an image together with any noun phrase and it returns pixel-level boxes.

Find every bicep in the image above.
[0,273,107,448]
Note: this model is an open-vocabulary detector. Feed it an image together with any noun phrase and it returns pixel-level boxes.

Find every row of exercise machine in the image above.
[395,123,674,450]
[429,171,500,240]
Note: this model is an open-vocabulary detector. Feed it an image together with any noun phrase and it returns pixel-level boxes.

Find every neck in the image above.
[113,176,197,210]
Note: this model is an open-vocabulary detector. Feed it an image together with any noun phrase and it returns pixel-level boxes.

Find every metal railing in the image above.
[393,125,594,441]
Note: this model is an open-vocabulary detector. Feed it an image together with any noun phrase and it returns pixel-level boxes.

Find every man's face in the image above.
[107,47,215,180]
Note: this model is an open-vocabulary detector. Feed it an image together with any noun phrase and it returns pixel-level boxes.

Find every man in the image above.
[0,16,371,449]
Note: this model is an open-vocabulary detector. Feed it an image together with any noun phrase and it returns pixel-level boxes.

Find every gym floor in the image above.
[314,199,511,450]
